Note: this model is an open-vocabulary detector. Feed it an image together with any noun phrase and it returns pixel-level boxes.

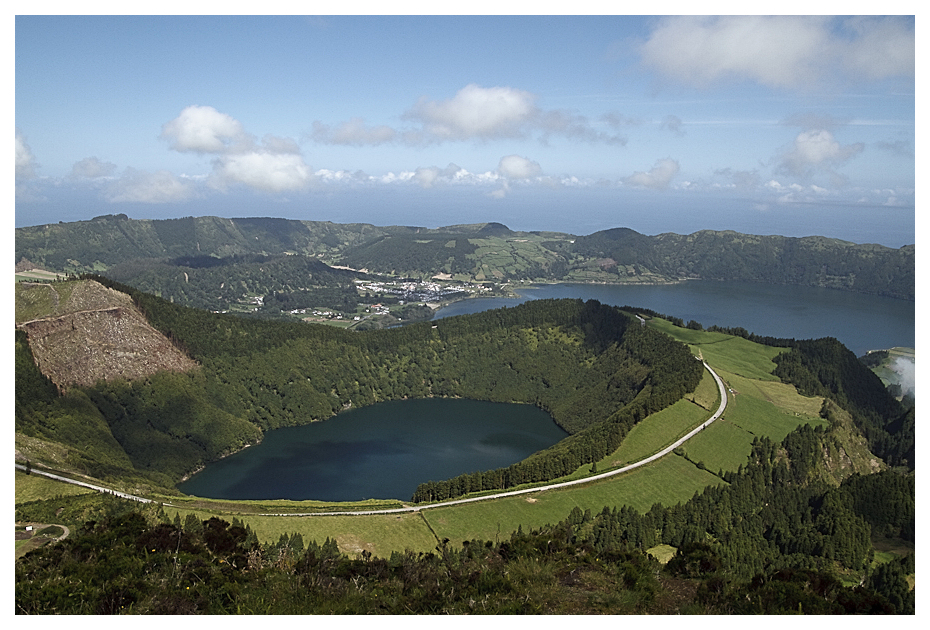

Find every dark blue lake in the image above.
[178,398,567,502]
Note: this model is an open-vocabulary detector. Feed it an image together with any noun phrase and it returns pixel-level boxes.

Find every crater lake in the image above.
[177,398,568,502]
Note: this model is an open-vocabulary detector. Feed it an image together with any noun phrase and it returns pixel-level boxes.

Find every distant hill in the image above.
[570,228,914,299]
[15,215,914,301]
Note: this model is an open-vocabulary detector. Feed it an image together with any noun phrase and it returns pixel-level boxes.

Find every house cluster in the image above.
[356,279,481,303]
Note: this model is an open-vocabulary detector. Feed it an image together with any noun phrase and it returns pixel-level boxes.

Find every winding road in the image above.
[15,360,727,518]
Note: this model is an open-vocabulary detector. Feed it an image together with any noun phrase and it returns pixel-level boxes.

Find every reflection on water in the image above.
[178,398,567,502]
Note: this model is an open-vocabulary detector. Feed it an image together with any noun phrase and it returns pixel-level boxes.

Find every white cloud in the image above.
[161,105,252,153]
[159,105,314,195]
[778,129,864,176]
[640,16,914,89]
[622,158,680,189]
[497,155,542,180]
[714,168,759,191]
[71,156,117,179]
[406,84,537,141]
[891,356,915,397]
[16,129,37,183]
[106,168,197,203]
[210,152,313,193]
[536,110,627,145]
[413,166,442,188]
[489,183,509,199]
[410,164,471,188]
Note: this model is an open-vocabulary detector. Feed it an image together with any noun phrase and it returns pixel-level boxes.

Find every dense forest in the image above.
[16,277,703,494]
[15,422,914,614]
[104,253,367,314]
[16,215,915,303]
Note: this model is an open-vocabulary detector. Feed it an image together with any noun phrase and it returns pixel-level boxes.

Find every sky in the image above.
[13,10,917,247]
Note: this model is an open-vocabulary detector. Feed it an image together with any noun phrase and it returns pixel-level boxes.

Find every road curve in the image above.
[14,361,727,518]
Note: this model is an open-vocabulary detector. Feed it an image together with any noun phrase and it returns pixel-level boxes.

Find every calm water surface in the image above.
[178,398,567,502]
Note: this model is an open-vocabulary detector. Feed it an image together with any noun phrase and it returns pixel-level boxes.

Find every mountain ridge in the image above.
[15,215,914,302]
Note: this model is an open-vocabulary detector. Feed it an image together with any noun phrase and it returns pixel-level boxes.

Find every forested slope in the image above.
[568,228,914,299]
[15,278,702,495]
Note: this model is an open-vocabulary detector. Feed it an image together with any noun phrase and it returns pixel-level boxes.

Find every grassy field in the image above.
[15,318,851,556]
[422,454,725,545]
[156,507,441,557]
[648,318,785,381]
[602,394,712,469]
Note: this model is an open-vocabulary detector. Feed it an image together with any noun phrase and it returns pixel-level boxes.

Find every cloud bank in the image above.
[640,16,914,89]
[778,129,864,177]
[105,168,197,204]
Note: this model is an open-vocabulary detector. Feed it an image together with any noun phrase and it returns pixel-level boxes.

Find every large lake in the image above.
[436,281,914,358]
[178,398,567,502]
[181,280,913,502]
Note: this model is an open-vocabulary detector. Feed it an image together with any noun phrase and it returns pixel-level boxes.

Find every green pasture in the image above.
[720,371,824,416]
[724,389,827,443]
[469,237,556,278]
[647,318,785,381]
[235,511,438,557]
[600,395,710,470]
[680,420,757,474]
[420,455,724,547]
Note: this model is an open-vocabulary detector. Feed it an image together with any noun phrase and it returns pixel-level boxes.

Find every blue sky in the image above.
[14,12,916,246]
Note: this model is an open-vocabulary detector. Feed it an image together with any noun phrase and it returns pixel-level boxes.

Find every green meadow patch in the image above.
[680,420,756,474]
[423,456,724,547]
[724,390,828,443]
[647,318,785,381]
[647,544,677,564]
[603,396,710,468]
[720,371,824,416]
